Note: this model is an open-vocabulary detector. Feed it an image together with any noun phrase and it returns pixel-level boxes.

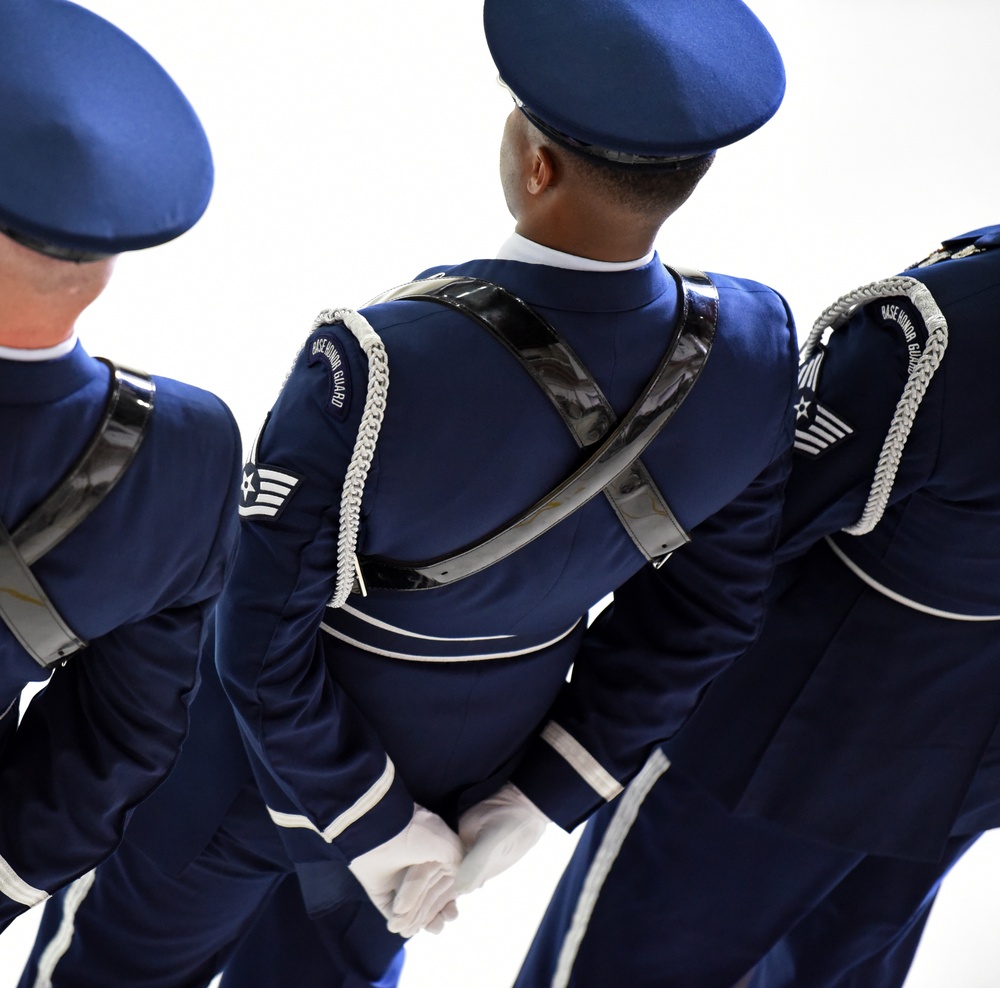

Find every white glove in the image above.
[348,804,464,938]
[453,783,549,896]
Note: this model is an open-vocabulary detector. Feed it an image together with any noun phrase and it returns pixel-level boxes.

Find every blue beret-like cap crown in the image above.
[0,0,213,255]
[485,0,785,163]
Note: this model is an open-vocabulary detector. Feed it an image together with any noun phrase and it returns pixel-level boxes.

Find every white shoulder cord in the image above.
[802,276,948,536]
[312,308,389,608]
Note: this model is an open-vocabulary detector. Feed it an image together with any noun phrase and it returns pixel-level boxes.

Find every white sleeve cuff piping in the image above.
[541,722,623,801]
[0,852,47,907]
[266,755,396,843]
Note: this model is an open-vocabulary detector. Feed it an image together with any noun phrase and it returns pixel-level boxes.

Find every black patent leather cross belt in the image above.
[0,360,154,667]
[354,267,718,591]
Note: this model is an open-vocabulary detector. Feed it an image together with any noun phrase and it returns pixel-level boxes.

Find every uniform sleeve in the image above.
[777,301,940,558]
[503,282,801,832]
[508,286,944,831]
[509,439,793,831]
[0,404,242,926]
[216,327,415,863]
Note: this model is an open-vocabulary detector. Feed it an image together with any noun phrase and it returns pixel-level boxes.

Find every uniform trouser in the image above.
[0,699,27,933]
[18,784,404,988]
[745,831,976,988]
[515,765,977,988]
[15,636,408,988]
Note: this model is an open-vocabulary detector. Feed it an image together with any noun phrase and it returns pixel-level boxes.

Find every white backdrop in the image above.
[3,1,1000,985]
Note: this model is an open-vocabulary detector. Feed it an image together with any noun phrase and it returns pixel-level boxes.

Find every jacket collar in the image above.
[0,341,107,404]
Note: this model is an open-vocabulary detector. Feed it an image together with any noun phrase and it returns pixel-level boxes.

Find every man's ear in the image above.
[527,145,557,196]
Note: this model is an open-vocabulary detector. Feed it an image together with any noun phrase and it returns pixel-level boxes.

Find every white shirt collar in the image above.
[0,333,78,363]
[496,232,654,272]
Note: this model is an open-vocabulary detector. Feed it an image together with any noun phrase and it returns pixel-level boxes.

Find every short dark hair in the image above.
[560,148,715,218]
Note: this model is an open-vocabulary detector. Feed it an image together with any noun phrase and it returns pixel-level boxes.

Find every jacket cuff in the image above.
[262,759,415,863]
[334,768,415,860]
[509,721,622,832]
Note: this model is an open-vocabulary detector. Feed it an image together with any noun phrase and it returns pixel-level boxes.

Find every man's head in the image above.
[488,0,783,255]
[0,0,213,265]
[500,108,715,253]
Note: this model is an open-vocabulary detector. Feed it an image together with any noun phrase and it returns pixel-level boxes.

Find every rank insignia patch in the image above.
[308,333,352,421]
[793,349,854,458]
[239,462,301,520]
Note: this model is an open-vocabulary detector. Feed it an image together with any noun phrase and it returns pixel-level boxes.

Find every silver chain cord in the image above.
[802,276,948,536]
[312,308,389,608]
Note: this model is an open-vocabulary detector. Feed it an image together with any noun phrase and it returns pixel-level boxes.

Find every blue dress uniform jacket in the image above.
[0,342,241,926]
[217,254,797,862]
[19,249,796,988]
[516,227,1000,988]
[673,228,1000,860]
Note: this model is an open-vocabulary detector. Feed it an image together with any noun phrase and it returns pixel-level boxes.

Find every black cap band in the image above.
[0,225,111,263]
[518,105,714,171]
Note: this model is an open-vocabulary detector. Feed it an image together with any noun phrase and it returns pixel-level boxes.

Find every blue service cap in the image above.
[0,0,213,259]
[485,0,785,167]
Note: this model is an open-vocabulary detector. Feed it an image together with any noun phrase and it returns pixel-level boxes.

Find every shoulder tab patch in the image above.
[307,333,352,421]
[873,297,928,374]
[793,347,854,458]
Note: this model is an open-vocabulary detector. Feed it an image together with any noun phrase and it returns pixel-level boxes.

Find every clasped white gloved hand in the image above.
[348,804,464,938]
[453,782,549,896]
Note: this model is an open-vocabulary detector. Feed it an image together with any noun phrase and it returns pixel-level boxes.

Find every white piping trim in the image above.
[266,807,325,834]
[339,604,514,642]
[32,870,96,988]
[319,618,581,663]
[266,756,396,843]
[541,722,623,801]
[0,698,17,723]
[825,537,1000,622]
[0,851,46,907]
[551,748,671,988]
